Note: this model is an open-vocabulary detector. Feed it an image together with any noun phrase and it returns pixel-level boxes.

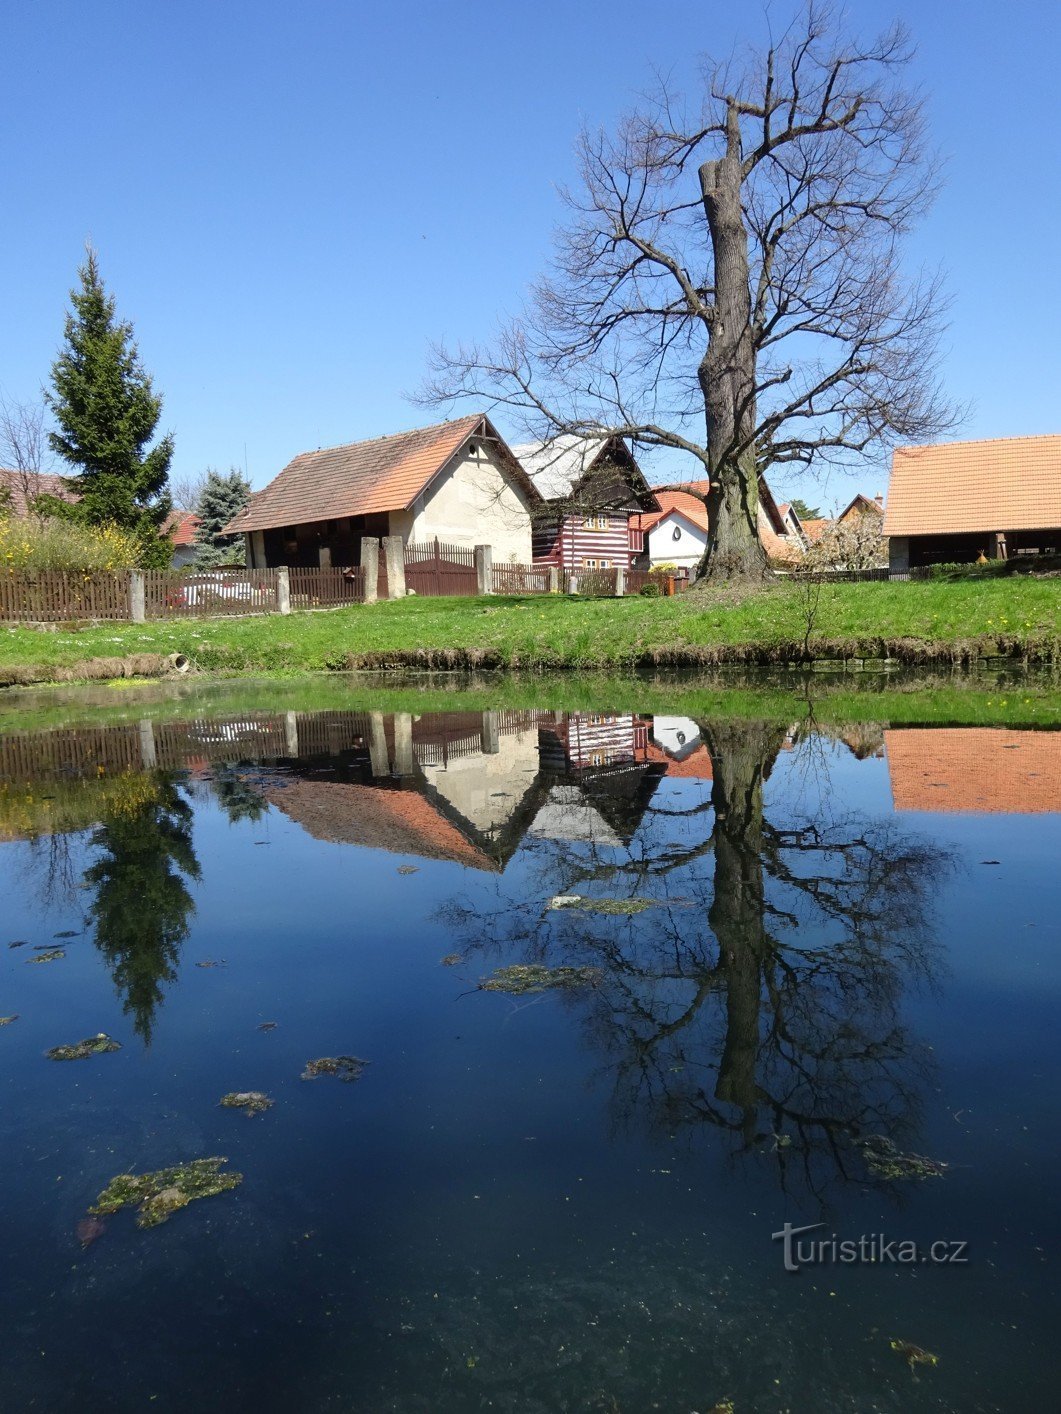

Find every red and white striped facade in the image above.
[531,511,641,572]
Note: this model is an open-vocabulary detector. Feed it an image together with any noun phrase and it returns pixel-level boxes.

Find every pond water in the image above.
[1,692,1059,1411]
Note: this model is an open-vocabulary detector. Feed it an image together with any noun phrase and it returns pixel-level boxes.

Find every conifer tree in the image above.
[192,467,252,567]
[46,248,174,566]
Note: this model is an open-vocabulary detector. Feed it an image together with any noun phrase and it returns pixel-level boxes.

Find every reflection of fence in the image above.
[0,570,130,622]
[403,539,478,597]
[492,562,552,594]
[144,569,281,618]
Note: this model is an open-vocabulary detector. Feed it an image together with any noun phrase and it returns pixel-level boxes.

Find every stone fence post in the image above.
[614,567,625,597]
[382,535,406,599]
[548,566,559,594]
[474,544,493,595]
[360,538,379,604]
[277,566,291,615]
[129,570,146,623]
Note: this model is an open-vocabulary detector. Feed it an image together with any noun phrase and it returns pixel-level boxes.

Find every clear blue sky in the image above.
[3,0,1058,512]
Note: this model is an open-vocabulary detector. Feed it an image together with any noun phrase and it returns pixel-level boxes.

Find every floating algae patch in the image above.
[857,1135,948,1181]
[89,1157,242,1229]
[26,949,65,964]
[301,1056,369,1082]
[220,1091,274,1116]
[547,894,656,915]
[890,1338,939,1371]
[440,953,463,966]
[0,1015,19,1026]
[47,1033,122,1061]
[481,964,603,995]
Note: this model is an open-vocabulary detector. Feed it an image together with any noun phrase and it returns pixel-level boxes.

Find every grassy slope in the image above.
[0,577,1057,676]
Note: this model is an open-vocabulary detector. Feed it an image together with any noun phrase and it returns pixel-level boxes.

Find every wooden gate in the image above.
[403,539,478,596]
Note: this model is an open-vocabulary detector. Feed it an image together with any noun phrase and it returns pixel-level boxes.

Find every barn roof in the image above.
[884,435,1061,537]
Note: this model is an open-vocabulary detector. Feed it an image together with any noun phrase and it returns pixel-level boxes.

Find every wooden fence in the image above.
[569,566,620,597]
[403,539,478,597]
[492,562,552,594]
[289,566,365,607]
[144,569,281,618]
[0,570,131,622]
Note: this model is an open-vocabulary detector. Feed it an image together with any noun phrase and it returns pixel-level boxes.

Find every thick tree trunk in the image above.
[696,153,768,581]
[703,719,784,1141]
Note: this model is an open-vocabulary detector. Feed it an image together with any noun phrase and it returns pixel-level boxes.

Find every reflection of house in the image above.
[223,414,539,569]
[646,716,714,780]
[531,712,666,847]
[885,435,1061,570]
[513,434,660,573]
[885,728,1061,813]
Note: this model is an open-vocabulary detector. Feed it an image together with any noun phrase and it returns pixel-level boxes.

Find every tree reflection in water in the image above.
[84,772,201,1044]
[442,718,952,1204]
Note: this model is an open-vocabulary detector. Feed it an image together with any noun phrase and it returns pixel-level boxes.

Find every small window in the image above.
[599,559,611,569]
[672,525,682,541]
[583,513,608,530]
[584,558,597,569]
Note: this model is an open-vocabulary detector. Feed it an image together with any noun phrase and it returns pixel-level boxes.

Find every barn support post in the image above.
[383,536,406,599]
[360,538,379,604]
[277,566,291,615]
[129,571,146,623]
[474,544,493,595]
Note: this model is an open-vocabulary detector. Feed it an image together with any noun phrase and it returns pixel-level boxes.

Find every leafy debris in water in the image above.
[53,930,81,938]
[76,1215,107,1248]
[220,1091,274,1116]
[890,1338,939,1371]
[301,1055,369,1082]
[548,895,655,915]
[8,940,29,949]
[481,964,603,995]
[397,865,419,875]
[440,953,463,966]
[257,1021,278,1032]
[47,1033,122,1061]
[89,1157,243,1229]
[857,1135,948,1181]
[0,1015,19,1027]
[27,949,65,964]
[195,959,227,969]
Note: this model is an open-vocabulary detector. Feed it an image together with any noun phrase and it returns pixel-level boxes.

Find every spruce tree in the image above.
[192,467,252,567]
[46,248,174,567]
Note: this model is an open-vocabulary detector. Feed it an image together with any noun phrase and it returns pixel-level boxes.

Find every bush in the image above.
[0,516,142,573]
[639,581,662,597]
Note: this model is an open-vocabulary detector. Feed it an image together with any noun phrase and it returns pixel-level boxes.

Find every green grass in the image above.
[0,576,1057,679]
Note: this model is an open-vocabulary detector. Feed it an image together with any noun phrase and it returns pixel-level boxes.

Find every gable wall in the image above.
[409,440,533,560]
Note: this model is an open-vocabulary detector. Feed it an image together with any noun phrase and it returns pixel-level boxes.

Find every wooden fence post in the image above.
[383,536,406,599]
[129,571,146,623]
[615,567,625,597]
[360,538,379,604]
[474,544,493,595]
[277,566,291,615]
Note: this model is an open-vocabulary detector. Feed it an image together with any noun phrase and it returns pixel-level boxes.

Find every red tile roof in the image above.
[886,728,1061,813]
[884,435,1061,537]
[635,489,709,535]
[801,516,832,541]
[165,511,200,546]
[0,469,74,516]
[223,415,507,535]
[265,778,497,869]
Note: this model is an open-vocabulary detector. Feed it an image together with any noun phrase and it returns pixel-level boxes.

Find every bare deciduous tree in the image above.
[169,469,211,513]
[423,4,957,579]
[0,395,53,516]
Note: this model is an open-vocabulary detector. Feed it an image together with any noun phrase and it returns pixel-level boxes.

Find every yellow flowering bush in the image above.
[0,517,142,573]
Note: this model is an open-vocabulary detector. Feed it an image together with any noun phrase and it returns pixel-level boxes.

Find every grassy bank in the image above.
[0,576,1058,683]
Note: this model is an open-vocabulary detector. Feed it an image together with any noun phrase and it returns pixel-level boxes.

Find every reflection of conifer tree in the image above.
[211,767,268,825]
[84,773,200,1044]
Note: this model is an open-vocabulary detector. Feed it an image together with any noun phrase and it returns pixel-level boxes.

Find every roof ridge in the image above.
[896,432,1061,453]
[289,413,483,461]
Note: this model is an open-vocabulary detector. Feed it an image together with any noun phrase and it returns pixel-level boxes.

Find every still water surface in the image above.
[1,700,1059,1411]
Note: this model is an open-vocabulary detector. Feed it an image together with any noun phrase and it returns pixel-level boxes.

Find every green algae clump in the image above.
[858,1135,948,1181]
[548,895,654,915]
[890,1338,939,1371]
[0,1015,19,1027]
[220,1091,274,1116]
[89,1157,242,1229]
[481,964,603,995]
[301,1056,368,1082]
[27,949,65,964]
[47,1033,122,1061]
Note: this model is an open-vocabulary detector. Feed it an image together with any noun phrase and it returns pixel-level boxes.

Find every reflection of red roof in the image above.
[886,728,1061,813]
[646,742,714,780]
[165,511,200,546]
[635,490,709,535]
[265,778,497,868]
